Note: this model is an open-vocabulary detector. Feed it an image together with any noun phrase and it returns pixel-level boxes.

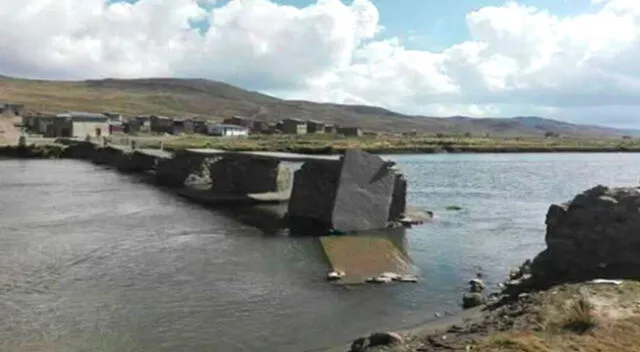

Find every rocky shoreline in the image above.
[333,184,640,352]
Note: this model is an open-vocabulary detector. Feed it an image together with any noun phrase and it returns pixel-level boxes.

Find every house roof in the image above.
[56,112,109,122]
[209,123,249,130]
[284,117,306,123]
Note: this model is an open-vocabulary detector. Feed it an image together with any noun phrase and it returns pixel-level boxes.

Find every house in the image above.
[172,118,188,135]
[103,112,123,122]
[52,112,110,138]
[206,123,249,137]
[337,126,363,137]
[22,112,55,134]
[324,124,336,134]
[191,118,207,134]
[223,116,255,129]
[282,118,307,134]
[251,120,270,134]
[307,120,325,134]
[0,102,25,116]
[150,115,174,134]
[109,121,125,134]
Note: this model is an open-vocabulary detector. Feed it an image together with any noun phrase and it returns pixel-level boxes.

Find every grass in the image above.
[104,133,640,154]
[474,281,640,352]
[560,296,598,333]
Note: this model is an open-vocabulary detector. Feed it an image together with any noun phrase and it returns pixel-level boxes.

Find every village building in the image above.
[51,112,110,138]
[337,126,363,137]
[282,118,307,134]
[324,124,336,134]
[223,116,255,129]
[307,120,325,134]
[103,112,123,122]
[206,123,249,137]
[0,102,24,116]
[150,115,174,134]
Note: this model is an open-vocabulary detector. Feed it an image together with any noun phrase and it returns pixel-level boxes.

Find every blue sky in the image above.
[212,0,594,51]
[7,0,640,127]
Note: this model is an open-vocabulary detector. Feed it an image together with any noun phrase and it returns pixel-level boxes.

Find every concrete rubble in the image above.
[288,149,409,233]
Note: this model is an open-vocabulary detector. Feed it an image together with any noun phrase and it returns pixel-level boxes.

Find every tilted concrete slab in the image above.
[184,148,341,163]
[136,148,173,159]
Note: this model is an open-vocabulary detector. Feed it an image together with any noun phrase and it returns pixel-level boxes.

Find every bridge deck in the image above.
[184,148,342,163]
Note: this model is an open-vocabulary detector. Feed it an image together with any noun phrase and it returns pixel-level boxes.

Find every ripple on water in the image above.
[3,155,640,351]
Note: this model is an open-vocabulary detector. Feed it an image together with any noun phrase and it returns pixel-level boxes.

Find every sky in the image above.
[2,0,640,128]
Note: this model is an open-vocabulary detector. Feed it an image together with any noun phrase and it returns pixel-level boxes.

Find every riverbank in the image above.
[328,280,640,352]
[120,134,640,154]
[3,134,640,158]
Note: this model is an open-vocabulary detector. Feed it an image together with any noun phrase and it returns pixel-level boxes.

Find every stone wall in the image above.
[507,185,640,292]
[208,158,292,194]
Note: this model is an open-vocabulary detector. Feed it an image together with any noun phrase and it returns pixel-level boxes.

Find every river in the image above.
[1,153,640,351]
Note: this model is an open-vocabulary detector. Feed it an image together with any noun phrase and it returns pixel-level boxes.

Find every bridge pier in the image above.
[288,149,407,233]
[208,158,292,194]
[116,151,158,173]
[155,151,207,187]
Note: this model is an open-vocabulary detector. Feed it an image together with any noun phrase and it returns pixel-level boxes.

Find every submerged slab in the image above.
[320,234,416,284]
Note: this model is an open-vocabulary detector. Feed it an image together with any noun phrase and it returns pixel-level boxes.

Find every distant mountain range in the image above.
[0,75,636,138]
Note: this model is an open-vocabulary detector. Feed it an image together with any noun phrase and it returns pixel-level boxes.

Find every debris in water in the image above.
[327,270,345,281]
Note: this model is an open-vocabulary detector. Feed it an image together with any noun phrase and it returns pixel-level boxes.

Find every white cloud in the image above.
[2,0,640,127]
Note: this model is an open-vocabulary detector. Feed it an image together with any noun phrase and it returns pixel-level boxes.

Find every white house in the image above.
[206,123,249,137]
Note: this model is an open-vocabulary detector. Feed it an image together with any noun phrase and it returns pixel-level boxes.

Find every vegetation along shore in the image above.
[4,134,640,159]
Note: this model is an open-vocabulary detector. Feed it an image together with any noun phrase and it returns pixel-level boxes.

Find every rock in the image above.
[462,293,486,309]
[530,185,640,285]
[366,276,393,284]
[326,271,345,281]
[349,332,403,352]
[399,275,418,283]
[379,272,402,280]
[368,332,403,347]
[469,278,485,293]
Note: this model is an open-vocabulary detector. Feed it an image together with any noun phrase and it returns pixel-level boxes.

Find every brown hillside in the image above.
[0,76,635,137]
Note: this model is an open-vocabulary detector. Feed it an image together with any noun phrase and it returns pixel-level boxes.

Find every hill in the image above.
[0,75,636,138]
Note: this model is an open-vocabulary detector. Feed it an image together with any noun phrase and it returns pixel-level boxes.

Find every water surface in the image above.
[1,153,639,351]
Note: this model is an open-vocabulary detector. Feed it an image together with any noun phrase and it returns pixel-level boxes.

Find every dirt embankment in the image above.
[358,280,640,352]
[0,115,20,145]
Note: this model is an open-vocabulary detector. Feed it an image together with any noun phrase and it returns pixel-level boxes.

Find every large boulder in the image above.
[530,185,640,286]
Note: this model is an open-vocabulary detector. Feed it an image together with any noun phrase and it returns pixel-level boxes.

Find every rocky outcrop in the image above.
[509,185,640,293]
[287,149,407,233]
[350,332,403,352]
